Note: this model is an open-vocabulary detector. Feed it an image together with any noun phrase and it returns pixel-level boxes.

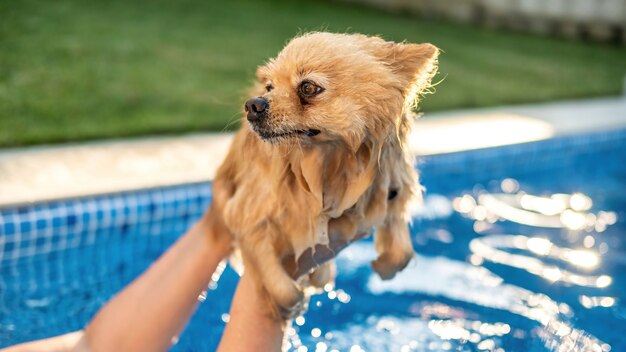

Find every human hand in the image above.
[284,226,371,279]
[198,206,234,260]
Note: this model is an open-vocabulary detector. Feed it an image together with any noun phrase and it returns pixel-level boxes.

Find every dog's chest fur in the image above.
[221,128,407,260]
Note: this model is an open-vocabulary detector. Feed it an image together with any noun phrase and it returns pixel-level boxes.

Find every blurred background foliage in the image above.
[1,0,626,147]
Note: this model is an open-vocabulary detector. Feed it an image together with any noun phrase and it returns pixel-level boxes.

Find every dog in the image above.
[205,32,439,319]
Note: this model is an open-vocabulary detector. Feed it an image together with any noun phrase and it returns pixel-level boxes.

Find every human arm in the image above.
[83,216,232,352]
[2,214,232,352]
[217,227,369,352]
[2,216,366,352]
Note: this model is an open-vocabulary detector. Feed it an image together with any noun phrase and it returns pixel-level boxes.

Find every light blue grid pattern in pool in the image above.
[0,183,211,265]
[0,182,212,264]
[0,182,214,344]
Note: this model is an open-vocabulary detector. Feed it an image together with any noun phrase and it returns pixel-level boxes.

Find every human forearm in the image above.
[85,218,230,352]
[217,274,284,352]
[217,228,369,351]
[0,331,88,352]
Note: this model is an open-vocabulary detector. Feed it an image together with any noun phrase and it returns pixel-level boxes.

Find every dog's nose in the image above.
[245,97,269,122]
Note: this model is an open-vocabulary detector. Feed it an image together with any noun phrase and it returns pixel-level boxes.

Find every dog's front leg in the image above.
[371,213,414,280]
[239,230,304,319]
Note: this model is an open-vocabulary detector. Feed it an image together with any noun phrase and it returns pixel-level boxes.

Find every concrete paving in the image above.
[409,95,626,154]
[1,96,625,207]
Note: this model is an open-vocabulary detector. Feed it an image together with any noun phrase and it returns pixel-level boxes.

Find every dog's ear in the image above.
[375,42,439,96]
[389,43,438,81]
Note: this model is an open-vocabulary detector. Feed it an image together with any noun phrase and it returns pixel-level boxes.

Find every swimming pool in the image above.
[1,129,625,351]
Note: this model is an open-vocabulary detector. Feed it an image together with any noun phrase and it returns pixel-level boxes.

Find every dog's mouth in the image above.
[254,128,321,141]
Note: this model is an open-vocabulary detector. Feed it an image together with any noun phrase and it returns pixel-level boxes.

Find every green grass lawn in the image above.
[1,0,626,147]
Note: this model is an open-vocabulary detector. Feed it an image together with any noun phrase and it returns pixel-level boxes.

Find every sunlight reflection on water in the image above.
[346,243,609,352]
[469,235,611,288]
[294,181,618,352]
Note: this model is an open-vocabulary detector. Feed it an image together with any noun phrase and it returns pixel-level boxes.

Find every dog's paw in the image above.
[270,280,305,319]
[371,250,414,280]
[308,260,336,291]
[278,293,310,321]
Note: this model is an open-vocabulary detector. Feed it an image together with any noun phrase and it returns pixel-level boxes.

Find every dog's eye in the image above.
[298,81,323,97]
[265,83,273,92]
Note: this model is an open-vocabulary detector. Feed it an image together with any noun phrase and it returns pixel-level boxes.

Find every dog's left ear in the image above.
[378,42,439,96]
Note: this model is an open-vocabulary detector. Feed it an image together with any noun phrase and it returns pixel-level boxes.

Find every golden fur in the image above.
[206,32,439,318]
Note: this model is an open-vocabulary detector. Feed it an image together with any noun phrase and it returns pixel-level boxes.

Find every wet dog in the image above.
[206,32,438,319]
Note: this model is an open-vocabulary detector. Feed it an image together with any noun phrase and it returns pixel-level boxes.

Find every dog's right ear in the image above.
[369,41,439,98]
[385,42,439,97]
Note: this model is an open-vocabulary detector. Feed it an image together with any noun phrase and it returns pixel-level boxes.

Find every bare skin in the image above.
[2,212,365,352]
[217,273,284,351]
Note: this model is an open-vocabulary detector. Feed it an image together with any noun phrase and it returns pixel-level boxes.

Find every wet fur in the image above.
[206,32,439,319]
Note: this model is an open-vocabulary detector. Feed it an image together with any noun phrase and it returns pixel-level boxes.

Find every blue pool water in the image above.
[1,129,625,351]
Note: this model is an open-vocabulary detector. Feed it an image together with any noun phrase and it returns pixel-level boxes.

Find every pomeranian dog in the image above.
[206,32,439,319]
